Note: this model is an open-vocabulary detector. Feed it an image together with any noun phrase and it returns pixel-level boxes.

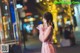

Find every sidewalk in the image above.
[22,36,80,53]
[23,45,80,53]
[9,36,80,53]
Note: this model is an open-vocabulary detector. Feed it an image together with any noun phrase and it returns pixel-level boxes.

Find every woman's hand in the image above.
[36,24,43,30]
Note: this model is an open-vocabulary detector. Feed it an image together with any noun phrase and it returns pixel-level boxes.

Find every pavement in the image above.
[23,45,80,53]
[9,36,80,53]
[22,36,80,53]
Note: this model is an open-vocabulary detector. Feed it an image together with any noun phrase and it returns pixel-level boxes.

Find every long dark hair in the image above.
[43,12,54,28]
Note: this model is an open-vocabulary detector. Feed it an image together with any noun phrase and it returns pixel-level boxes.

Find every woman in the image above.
[37,12,56,53]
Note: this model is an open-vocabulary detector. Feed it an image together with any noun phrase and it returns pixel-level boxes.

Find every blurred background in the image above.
[0,0,80,53]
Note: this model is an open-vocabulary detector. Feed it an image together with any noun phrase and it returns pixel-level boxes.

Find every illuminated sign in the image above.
[9,0,16,24]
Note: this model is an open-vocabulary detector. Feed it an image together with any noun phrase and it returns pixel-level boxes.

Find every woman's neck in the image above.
[43,22,52,27]
[43,23,48,27]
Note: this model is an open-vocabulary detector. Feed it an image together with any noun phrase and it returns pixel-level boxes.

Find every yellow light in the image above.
[40,0,42,2]
[3,16,6,22]
[29,18,35,21]
[24,18,35,22]
[64,18,67,24]
[3,25,7,31]
[55,39,57,43]
[3,22,8,25]
[47,0,49,1]
[43,2,46,5]
[57,8,60,10]
[40,17,42,20]
[5,32,8,39]
[64,10,66,13]
[24,19,29,22]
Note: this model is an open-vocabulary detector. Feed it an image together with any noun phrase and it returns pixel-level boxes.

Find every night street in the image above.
[0,0,80,53]
[21,36,80,53]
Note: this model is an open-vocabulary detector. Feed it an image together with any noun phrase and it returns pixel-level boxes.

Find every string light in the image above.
[47,0,49,1]
[40,0,42,2]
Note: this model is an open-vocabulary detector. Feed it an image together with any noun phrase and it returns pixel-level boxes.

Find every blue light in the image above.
[27,16,32,18]
[10,2,16,24]
[23,23,33,33]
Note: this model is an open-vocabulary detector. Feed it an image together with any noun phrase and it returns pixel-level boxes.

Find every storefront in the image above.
[0,0,20,43]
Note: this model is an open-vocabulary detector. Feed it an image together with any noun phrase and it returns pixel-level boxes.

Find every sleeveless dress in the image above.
[38,25,56,53]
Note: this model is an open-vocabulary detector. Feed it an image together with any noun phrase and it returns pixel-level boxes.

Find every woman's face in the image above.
[42,18,47,24]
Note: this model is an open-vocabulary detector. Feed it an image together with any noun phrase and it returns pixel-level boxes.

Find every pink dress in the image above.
[37,24,56,53]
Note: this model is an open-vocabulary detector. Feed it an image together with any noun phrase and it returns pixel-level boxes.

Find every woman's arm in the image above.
[43,26,52,42]
[36,24,44,42]
[36,24,43,30]
[39,26,52,42]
